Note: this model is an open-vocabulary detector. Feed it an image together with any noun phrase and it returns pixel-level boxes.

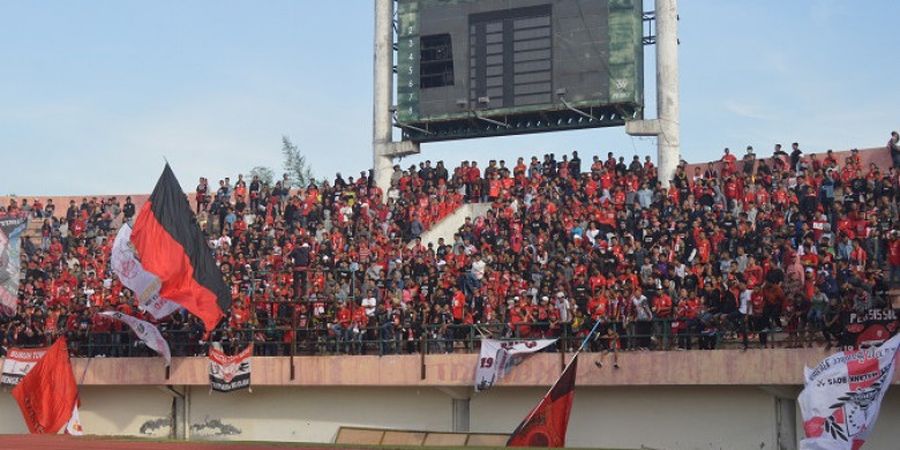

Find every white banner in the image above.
[799,333,900,450]
[100,311,172,366]
[475,338,557,392]
[111,224,181,319]
[1,347,49,386]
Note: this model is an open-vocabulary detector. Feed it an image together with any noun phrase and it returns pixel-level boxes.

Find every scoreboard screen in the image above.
[396,0,643,142]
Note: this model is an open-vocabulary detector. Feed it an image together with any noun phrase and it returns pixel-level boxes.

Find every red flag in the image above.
[507,354,578,447]
[131,164,230,332]
[11,338,79,434]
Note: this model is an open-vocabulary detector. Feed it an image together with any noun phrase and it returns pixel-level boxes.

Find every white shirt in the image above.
[472,259,486,280]
[738,289,752,315]
[361,296,377,316]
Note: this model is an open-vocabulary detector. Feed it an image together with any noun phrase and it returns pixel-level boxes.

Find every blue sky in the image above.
[2,0,898,196]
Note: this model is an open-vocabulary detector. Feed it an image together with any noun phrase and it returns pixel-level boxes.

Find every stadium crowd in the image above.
[2,132,900,358]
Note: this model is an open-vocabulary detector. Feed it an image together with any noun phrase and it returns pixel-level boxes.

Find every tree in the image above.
[281,136,315,187]
[248,166,275,186]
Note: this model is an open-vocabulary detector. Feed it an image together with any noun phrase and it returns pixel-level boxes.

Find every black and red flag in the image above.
[507,354,578,448]
[131,164,230,332]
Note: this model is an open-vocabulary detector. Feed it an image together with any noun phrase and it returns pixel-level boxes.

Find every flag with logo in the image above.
[110,224,182,319]
[100,311,172,366]
[475,338,557,392]
[507,353,578,447]
[11,338,80,434]
[1,346,49,386]
[843,307,898,349]
[0,213,27,314]
[208,345,252,393]
[131,164,231,332]
[799,333,900,450]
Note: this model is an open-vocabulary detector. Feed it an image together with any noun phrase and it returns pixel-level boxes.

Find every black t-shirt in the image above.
[290,246,310,267]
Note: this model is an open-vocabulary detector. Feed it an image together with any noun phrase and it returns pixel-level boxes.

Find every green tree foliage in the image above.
[281,136,315,188]
[248,166,275,186]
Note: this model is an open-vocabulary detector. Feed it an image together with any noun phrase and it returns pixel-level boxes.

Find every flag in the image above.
[131,164,230,332]
[475,338,558,391]
[11,338,79,434]
[1,346,49,386]
[65,404,84,436]
[507,353,578,447]
[110,223,182,320]
[100,311,172,366]
[799,333,900,450]
[0,213,27,314]
[208,345,252,393]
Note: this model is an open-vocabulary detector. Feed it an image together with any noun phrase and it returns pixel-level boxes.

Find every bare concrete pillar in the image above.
[655,0,680,186]
[373,0,395,196]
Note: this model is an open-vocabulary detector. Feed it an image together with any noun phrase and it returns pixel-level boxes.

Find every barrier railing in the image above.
[3,316,815,359]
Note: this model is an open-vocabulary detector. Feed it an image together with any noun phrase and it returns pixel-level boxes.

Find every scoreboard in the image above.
[396,0,644,142]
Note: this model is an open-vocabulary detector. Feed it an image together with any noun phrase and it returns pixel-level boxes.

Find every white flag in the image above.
[475,338,557,392]
[799,333,900,450]
[65,404,84,436]
[100,311,172,366]
[111,224,181,319]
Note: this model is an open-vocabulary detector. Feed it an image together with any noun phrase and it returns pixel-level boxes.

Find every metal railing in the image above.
[4,317,826,360]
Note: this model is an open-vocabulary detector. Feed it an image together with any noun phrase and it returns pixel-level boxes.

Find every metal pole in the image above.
[373,0,396,196]
[290,300,296,380]
[655,0,680,187]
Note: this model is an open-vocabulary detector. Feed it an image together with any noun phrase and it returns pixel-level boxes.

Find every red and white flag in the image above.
[11,338,80,434]
[111,224,182,320]
[507,353,578,447]
[799,333,900,450]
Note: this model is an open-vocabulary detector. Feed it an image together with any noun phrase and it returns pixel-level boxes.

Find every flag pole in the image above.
[570,318,603,363]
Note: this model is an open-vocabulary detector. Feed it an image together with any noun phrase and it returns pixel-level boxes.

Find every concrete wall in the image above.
[473,386,780,450]
[2,351,900,448]
[0,382,898,449]
[0,385,174,438]
[411,202,493,249]
[50,350,900,387]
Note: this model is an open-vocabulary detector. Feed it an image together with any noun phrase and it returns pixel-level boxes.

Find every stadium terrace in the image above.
[2,140,898,359]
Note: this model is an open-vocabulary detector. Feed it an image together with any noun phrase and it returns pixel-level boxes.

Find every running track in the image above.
[0,435,361,450]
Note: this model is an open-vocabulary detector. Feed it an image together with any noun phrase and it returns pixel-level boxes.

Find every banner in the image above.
[0,213,27,314]
[100,311,171,366]
[11,338,79,434]
[844,308,898,348]
[209,345,252,393]
[475,338,557,392]
[111,224,181,319]
[507,353,578,447]
[1,346,49,386]
[799,333,900,450]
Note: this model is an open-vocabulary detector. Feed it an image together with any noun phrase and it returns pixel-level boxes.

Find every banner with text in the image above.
[475,338,557,392]
[799,333,900,450]
[209,345,252,393]
[1,346,49,386]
